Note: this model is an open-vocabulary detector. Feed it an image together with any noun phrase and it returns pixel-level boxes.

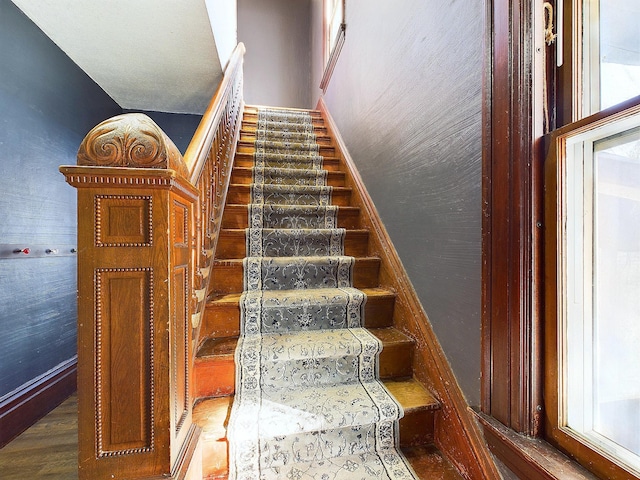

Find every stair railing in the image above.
[60,42,245,480]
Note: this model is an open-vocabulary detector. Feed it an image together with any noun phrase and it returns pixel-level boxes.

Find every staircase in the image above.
[191,106,466,479]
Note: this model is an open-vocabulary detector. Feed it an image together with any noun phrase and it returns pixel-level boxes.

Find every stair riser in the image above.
[399,409,436,448]
[202,294,395,339]
[242,112,323,124]
[241,121,328,135]
[216,230,368,259]
[226,187,351,207]
[210,259,380,295]
[231,169,346,187]
[234,153,342,171]
[222,205,361,229]
[194,340,413,399]
[240,132,333,146]
[237,144,336,157]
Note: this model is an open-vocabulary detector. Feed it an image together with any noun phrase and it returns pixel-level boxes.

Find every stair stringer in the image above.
[318,97,502,480]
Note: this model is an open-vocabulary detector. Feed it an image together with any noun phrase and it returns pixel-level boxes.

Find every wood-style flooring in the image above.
[0,394,464,479]
[0,395,78,479]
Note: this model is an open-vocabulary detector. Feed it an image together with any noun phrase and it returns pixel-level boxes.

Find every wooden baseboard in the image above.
[472,409,598,480]
[0,356,77,448]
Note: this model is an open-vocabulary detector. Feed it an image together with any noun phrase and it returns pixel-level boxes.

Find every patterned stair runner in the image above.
[227,107,418,479]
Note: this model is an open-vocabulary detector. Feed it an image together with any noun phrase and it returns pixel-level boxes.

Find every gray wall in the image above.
[312,0,485,405]
[238,0,312,108]
[0,0,121,397]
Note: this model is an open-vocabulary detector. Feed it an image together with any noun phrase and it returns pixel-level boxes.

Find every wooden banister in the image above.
[59,42,245,480]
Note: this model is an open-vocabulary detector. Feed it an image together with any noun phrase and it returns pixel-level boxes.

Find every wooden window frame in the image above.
[544,96,640,480]
[482,0,640,477]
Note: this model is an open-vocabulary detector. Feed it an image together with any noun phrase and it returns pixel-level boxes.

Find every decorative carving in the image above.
[77,113,189,179]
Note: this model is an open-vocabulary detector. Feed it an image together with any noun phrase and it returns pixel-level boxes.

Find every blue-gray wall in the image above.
[312,0,485,405]
[0,0,121,397]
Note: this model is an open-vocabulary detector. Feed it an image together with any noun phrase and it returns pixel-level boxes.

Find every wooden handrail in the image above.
[60,42,245,480]
[185,42,246,184]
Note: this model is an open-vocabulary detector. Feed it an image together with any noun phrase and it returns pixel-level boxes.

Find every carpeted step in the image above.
[227,184,352,206]
[243,255,356,291]
[234,152,341,170]
[240,130,332,145]
[217,228,368,259]
[210,257,380,295]
[246,166,330,186]
[227,380,404,471]
[231,166,346,187]
[242,120,329,136]
[244,327,382,390]
[193,395,454,480]
[194,326,415,399]
[248,184,341,206]
[237,142,336,157]
[222,204,361,229]
[257,450,415,480]
[246,227,347,257]
[202,288,396,339]
[240,287,366,333]
[248,204,339,229]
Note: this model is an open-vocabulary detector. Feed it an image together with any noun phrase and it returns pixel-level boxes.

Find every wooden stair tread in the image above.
[196,326,412,361]
[208,286,395,305]
[402,445,466,480]
[213,255,380,266]
[383,378,440,412]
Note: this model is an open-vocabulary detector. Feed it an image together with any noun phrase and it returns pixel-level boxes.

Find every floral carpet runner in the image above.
[227,107,418,479]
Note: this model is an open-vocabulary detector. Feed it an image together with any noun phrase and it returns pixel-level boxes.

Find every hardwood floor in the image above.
[0,393,465,480]
[0,395,77,479]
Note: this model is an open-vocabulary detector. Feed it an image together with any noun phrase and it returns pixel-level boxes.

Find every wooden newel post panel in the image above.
[61,114,202,479]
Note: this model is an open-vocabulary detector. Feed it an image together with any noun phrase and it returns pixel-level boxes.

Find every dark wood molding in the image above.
[0,356,77,448]
[481,0,544,436]
[473,409,598,480]
[318,97,502,480]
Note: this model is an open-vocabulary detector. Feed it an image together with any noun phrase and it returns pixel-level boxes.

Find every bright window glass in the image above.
[583,0,640,115]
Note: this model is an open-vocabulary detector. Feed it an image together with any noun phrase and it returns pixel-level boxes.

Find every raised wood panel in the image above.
[172,265,189,435]
[95,268,153,454]
[95,195,153,247]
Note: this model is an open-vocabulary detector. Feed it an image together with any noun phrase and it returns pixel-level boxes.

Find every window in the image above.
[549,112,640,478]
[320,0,345,91]
[562,0,640,120]
[546,3,640,478]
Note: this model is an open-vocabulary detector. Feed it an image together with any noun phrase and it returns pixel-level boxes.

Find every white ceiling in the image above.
[11,0,236,114]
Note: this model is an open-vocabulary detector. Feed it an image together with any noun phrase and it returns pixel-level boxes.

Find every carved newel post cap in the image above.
[77,113,189,179]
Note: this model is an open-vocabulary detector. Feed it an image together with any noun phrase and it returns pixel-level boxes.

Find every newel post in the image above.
[61,114,202,479]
